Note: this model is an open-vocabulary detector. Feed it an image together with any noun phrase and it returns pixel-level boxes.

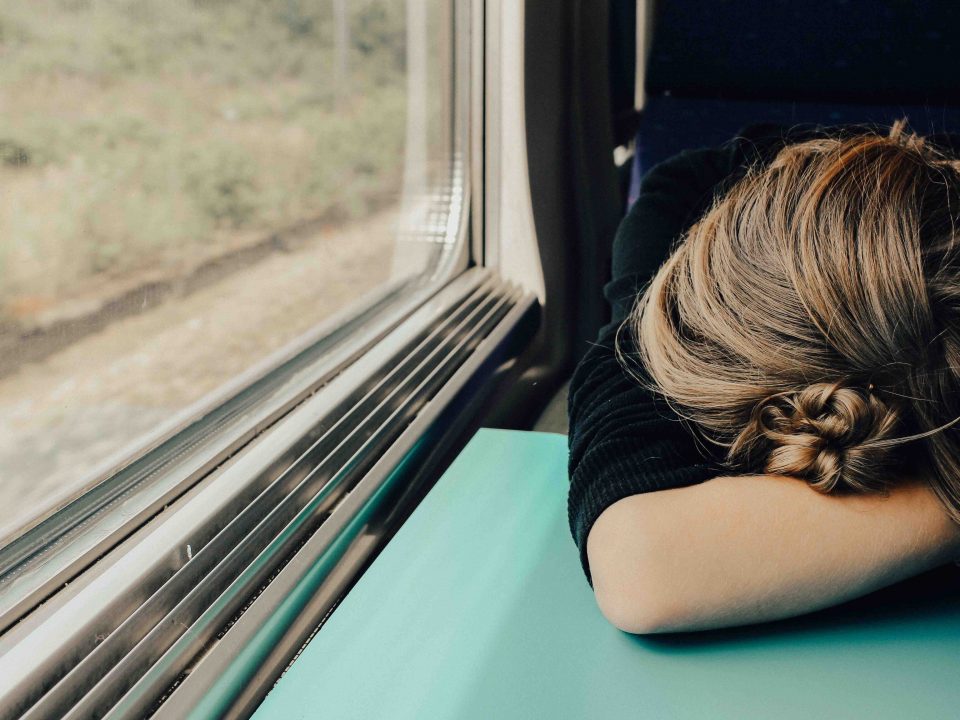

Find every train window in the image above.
[0,1,463,546]
[0,1,543,715]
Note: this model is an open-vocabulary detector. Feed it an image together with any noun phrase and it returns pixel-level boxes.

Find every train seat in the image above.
[629,97,960,207]
[630,0,960,205]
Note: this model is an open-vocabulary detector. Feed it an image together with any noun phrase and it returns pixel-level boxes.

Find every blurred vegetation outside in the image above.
[0,0,410,322]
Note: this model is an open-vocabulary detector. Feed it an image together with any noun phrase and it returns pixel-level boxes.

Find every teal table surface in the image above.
[254,428,960,720]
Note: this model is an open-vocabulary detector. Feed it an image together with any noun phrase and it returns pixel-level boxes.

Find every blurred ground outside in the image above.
[0,208,396,535]
[0,1,436,535]
[0,1,408,314]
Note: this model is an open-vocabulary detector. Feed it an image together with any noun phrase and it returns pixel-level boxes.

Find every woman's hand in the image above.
[587,475,960,634]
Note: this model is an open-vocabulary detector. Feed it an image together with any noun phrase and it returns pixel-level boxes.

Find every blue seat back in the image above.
[630,1,960,206]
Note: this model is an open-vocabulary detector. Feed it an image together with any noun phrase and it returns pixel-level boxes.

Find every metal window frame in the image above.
[154,280,536,720]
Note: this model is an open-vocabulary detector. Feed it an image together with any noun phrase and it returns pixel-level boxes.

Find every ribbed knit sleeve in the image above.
[567,124,802,585]
[567,324,721,586]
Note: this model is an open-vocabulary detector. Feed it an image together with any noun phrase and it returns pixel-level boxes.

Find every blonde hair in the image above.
[627,121,960,521]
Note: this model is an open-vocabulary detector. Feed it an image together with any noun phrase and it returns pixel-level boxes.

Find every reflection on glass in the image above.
[0,0,457,536]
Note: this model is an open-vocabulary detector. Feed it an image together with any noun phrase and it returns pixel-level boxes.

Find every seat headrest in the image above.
[646,0,960,106]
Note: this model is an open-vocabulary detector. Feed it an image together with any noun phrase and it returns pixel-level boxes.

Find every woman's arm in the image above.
[587,476,960,634]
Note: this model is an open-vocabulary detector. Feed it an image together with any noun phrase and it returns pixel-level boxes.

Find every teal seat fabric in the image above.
[254,428,960,720]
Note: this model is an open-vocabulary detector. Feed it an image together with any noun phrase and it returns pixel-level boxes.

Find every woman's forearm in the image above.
[587,475,960,634]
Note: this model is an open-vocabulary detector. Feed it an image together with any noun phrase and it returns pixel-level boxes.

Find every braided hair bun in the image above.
[730,383,902,493]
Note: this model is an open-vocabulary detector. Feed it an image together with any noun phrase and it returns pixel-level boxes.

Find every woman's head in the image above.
[629,121,960,520]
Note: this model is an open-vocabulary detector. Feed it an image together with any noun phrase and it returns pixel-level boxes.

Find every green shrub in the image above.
[0,0,443,315]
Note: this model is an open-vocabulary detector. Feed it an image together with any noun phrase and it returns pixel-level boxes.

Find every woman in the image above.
[567,121,960,634]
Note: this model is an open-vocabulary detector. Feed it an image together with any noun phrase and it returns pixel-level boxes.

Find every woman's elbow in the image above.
[593,581,679,635]
[586,498,684,634]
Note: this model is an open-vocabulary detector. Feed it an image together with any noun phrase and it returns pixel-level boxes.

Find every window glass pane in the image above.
[0,0,463,537]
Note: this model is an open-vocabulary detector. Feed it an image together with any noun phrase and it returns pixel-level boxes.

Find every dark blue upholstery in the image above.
[629,97,960,207]
[646,1,960,106]
[629,1,960,207]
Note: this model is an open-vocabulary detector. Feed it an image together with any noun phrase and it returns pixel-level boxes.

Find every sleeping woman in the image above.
[567,121,960,633]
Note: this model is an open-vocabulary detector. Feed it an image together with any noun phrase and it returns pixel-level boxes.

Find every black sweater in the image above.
[566,124,834,585]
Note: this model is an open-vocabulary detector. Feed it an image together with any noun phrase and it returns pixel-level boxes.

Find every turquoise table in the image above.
[255,429,960,719]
